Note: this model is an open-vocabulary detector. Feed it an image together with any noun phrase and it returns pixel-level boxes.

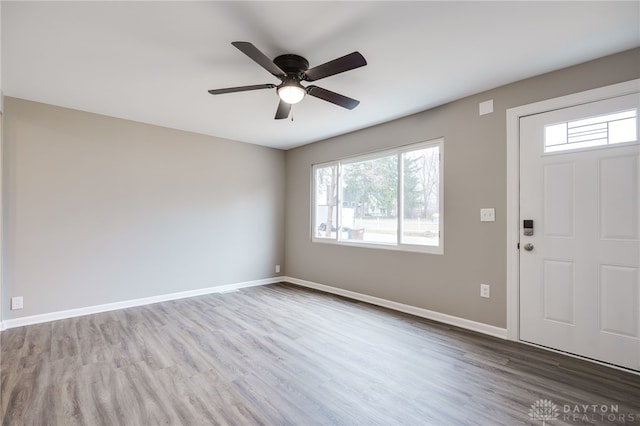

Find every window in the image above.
[312,139,443,254]
[544,109,637,153]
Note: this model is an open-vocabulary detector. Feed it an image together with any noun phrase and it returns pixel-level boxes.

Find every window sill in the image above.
[311,237,444,255]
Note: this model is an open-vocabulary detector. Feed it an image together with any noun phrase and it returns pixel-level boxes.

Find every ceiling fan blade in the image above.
[306,85,360,110]
[232,41,286,79]
[304,52,367,82]
[208,84,275,95]
[274,99,291,120]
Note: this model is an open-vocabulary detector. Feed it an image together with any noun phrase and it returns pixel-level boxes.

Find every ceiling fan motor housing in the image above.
[273,54,309,79]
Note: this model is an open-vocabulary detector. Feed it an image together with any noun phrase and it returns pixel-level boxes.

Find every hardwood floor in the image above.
[1,283,639,425]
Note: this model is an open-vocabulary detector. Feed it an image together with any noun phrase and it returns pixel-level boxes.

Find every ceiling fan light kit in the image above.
[208,41,367,120]
[277,79,306,104]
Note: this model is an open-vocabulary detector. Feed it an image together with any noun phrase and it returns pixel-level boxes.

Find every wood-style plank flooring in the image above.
[1,283,639,425]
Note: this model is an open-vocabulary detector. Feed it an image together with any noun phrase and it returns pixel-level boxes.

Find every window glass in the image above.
[342,154,398,244]
[402,145,440,247]
[312,139,443,254]
[314,164,338,239]
[545,109,637,153]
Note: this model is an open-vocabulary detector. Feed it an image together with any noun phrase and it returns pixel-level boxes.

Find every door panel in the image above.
[519,93,640,371]
[599,155,639,240]
[543,259,575,324]
[600,265,638,337]
[543,163,575,238]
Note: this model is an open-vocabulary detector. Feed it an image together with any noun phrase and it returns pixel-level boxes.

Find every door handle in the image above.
[523,243,534,251]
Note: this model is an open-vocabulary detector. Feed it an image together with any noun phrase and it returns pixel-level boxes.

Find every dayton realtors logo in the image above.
[529,399,560,425]
[529,399,639,424]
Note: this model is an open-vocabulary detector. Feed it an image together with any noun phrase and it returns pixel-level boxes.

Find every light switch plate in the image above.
[480,208,496,222]
[480,284,490,298]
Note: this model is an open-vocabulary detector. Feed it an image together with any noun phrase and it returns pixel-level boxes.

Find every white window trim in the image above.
[311,138,444,255]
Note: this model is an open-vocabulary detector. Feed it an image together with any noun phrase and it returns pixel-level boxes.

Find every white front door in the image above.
[519,93,640,371]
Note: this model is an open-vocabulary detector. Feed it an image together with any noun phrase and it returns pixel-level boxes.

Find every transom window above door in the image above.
[544,108,637,153]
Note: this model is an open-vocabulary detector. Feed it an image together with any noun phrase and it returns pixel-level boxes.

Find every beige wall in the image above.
[2,49,638,327]
[0,1,4,323]
[0,0,3,101]
[285,48,640,328]
[3,97,285,319]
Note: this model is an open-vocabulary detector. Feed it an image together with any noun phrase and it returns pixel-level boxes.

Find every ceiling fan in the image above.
[208,42,367,120]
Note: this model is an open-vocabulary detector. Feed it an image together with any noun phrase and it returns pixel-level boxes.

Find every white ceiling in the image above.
[3,1,639,150]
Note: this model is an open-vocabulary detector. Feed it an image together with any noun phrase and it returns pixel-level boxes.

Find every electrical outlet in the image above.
[275,264,281,273]
[480,208,496,222]
[11,296,24,310]
[480,284,490,299]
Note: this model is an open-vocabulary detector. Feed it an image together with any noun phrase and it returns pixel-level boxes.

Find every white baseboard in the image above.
[1,277,282,330]
[2,276,507,340]
[283,276,507,339]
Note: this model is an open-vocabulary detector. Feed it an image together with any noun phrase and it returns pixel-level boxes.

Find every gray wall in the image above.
[3,49,638,327]
[0,3,2,324]
[285,48,640,328]
[3,97,285,319]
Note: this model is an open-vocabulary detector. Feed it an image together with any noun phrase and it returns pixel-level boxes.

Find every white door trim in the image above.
[506,79,640,341]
